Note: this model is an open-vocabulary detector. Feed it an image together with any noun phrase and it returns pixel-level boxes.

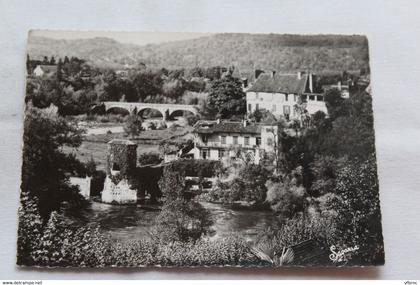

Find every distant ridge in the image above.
[27,33,369,73]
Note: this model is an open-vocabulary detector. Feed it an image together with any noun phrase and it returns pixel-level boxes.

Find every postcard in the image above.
[17,30,384,267]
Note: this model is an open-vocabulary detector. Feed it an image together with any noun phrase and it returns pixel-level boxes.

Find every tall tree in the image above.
[21,104,85,220]
[207,74,246,119]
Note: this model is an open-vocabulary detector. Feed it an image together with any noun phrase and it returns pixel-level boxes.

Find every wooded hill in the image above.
[28,33,369,74]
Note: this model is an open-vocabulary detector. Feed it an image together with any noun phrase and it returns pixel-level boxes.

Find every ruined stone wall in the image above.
[101,140,138,204]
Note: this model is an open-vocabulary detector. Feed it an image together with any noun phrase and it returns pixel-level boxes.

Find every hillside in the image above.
[27,33,369,73]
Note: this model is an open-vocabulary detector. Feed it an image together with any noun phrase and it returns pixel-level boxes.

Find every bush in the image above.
[145,121,157,130]
[155,236,260,266]
[156,121,167,130]
[138,152,162,166]
[124,114,143,138]
[17,198,110,267]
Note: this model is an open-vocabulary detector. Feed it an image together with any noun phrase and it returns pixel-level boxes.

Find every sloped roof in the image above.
[247,73,308,94]
[194,120,262,135]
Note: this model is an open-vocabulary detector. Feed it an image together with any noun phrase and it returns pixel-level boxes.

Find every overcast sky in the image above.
[29,30,212,46]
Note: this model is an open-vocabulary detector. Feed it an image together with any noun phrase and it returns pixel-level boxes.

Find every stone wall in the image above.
[101,177,137,204]
[69,176,91,198]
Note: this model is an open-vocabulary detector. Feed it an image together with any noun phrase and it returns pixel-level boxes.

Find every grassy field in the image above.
[64,125,194,171]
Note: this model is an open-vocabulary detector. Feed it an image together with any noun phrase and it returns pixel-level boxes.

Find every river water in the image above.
[81,201,281,243]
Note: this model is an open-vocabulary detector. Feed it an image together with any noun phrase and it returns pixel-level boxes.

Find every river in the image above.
[80,201,281,243]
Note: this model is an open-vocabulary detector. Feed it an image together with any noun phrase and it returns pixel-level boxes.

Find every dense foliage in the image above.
[155,164,213,242]
[21,104,86,220]
[207,74,246,119]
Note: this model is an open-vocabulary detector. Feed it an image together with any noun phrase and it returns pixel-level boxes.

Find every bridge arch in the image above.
[106,106,131,116]
[168,109,198,120]
[137,107,164,119]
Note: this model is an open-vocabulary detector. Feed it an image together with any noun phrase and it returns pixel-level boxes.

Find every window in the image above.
[285,94,289,101]
[272,104,277,112]
[317,95,324,101]
[244,136,250,146]
[267,137,273,146]
[301,95,307,102]
[256,137,261,146]
[248,104,252,112]
[294,94,297,102]
[256,103,259,110]
[202,135,208,143]
[200,149,210,159]
[309,95,315,101]
[221,136,226,144]
[112,163,120,171]
[256,92,259,99]
[233,136,238,145]
[283,105,291,115]
[218,149,225,159]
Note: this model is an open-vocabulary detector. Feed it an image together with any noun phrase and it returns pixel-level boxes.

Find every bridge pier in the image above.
[163,109,169,122]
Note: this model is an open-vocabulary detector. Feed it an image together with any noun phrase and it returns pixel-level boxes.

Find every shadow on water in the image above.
[75,200,281,243]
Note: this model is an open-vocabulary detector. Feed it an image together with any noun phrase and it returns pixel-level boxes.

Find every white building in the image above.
[192,120,281,164]
[33,65,57,77]
[246,71,328,120]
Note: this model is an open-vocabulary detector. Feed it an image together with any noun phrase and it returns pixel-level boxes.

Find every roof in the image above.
[247,73,308,94]
[108,139,137,145]
[35,65,57,73]
[194,120,262,135]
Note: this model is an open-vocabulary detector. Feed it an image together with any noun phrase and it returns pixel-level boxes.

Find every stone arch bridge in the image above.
[97,101,199,120]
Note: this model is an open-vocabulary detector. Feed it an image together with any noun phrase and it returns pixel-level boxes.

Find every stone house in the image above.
[192,120,281,164]
[246,71,328,120]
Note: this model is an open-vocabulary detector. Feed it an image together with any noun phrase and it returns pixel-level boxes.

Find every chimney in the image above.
[216,118,221,124]
[337,81,342,90]
[297,71,302,79]
[309,73,313,93]
[271,70,276,78]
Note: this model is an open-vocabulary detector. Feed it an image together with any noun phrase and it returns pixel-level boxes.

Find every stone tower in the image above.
[101,139,138,204]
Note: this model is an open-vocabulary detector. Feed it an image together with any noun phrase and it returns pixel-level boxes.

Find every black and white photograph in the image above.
[17,30,384,268]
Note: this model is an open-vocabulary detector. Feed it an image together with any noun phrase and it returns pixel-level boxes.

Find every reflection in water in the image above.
[82,201,281,243]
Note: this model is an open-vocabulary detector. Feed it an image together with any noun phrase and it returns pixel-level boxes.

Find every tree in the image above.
[331,158,384,265]
[131,70,163,102]
[265,167,306,219]
[56,58,63,81]
[21,104,86,220]
[207,74,246,119]
[324,88,346,119]
[123,114,143,138]
[248,109,277,123]
[230,164,270,205]
[155,164,213,242]
[50,56,56,65]
[85,155,97,176]
[138,152,162,166]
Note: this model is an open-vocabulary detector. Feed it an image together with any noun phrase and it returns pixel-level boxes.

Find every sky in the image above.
[29,30,212,46]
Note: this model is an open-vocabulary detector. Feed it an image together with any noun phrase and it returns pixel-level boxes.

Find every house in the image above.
[192,120,281,165]
[246,71,328,120]
[33,64,57,77]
